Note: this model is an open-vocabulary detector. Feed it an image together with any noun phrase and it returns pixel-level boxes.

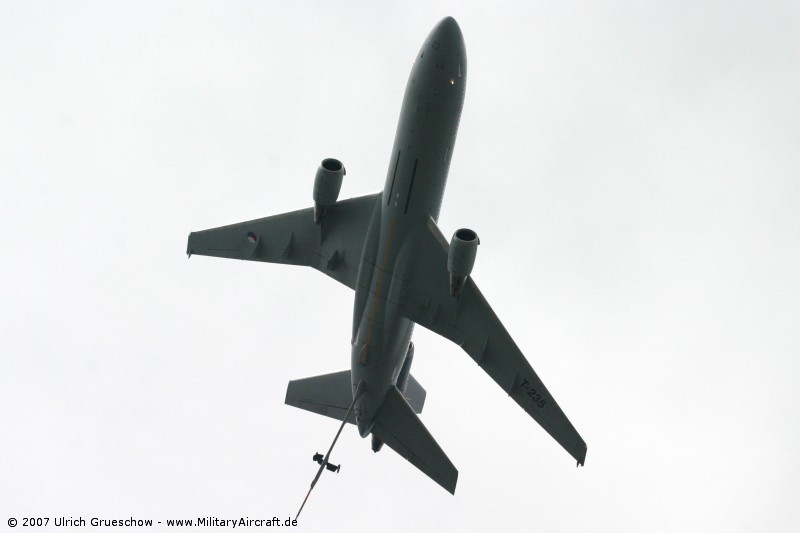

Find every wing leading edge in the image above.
[187,193,381,289]
[395,218,587,465]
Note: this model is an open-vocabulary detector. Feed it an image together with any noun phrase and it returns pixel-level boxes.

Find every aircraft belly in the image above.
[351,195,382,343]
[351,310,414,437]
[352,16,466,440]
[351,240,417,434]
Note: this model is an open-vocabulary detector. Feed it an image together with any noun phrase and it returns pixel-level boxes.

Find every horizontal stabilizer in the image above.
[371,385,458,494]
[285,370,356,424]
[286,370,426,423]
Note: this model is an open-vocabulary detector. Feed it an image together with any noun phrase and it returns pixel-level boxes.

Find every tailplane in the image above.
[371,385,458,494]
[285,370,356,423]
[285,370,426,423]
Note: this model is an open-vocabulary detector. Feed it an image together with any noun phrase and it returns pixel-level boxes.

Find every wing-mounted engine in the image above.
[447,228,480,297]
[313,158,346,224]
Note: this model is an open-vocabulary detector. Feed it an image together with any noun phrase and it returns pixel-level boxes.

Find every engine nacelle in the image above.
[447,228,480,297]
[313,158,345,224]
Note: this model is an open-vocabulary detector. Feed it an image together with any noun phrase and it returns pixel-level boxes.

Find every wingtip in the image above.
[447,470,459,495]
[577,449,586,467]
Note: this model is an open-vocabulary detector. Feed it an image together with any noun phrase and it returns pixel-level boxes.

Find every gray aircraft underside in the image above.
[187,17,586,495]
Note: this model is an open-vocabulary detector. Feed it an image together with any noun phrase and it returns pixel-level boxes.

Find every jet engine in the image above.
[447,228,480,297]
[313,158,345,224]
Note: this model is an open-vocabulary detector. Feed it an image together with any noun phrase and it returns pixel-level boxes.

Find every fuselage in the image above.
[350,17,467,437]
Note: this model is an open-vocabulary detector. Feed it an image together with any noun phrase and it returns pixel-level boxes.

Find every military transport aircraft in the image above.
[187,17,586,505]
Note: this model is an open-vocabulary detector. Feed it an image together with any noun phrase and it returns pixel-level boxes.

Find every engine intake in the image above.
[447,228,479,297]
[313,158,346,224]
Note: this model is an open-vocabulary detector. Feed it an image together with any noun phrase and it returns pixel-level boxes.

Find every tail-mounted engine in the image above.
[447,228,480,297]
[313,158,346,224]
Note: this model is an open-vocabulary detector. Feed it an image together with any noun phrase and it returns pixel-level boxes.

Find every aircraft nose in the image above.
[429,16,464,54]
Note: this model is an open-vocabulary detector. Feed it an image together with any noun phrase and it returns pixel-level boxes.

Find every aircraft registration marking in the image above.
[519,379,547,409]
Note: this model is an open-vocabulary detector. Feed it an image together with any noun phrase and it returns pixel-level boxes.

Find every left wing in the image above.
[393,218,587,465]
[187,193,381,290]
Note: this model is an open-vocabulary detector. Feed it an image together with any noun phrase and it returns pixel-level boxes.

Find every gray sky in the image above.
[2,1,799,531]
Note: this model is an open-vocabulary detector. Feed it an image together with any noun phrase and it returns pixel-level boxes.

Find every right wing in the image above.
[187,193,381,290]
[394,218,587,465]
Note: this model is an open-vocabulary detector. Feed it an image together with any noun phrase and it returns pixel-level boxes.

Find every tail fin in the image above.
[285,370,427,423]
[371,385,458,494]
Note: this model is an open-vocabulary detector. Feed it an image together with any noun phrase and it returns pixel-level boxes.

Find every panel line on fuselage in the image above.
[403,159,419,215]
[387,151,401,205]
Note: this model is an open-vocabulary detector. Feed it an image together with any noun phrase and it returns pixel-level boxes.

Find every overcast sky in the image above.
[2,1,799,531]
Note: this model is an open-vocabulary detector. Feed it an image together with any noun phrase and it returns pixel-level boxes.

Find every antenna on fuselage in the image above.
[295,381,364,521]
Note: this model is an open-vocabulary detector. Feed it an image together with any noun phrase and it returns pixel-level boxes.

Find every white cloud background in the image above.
[2,1,799,531]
